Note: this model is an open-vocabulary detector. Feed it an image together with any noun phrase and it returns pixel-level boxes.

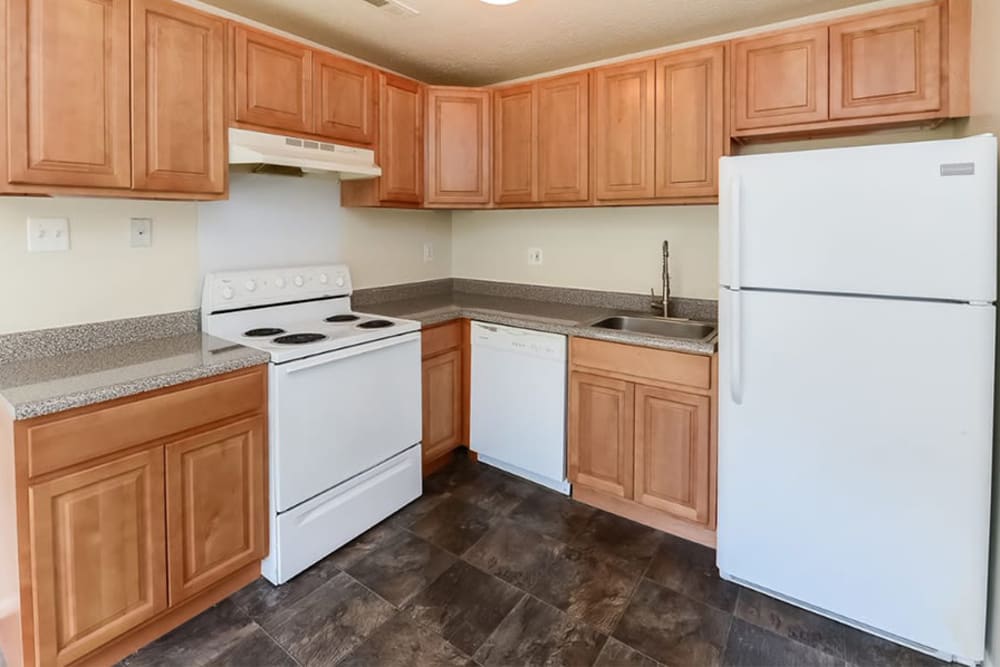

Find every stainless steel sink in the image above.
[588,316,717,342]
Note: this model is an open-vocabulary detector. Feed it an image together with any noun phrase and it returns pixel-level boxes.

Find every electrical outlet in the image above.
[528,247,543,265]
[423,242,434,263]
[131,218,153,248]
[27,218,70,253]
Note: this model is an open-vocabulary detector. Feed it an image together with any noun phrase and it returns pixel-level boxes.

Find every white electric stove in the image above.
[202,264,422,584]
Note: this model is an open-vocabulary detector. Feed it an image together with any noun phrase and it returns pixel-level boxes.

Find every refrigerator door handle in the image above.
[730,177,743,291]
[730,290,744,405]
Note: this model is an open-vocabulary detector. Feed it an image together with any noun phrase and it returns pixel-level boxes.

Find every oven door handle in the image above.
[282,331,421,373]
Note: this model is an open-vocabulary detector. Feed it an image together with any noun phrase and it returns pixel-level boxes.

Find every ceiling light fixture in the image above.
[480,0,519,5]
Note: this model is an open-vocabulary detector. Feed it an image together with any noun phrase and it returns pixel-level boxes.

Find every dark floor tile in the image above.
[463,518,565,592]
[507,487,596,544]
[840,625,949,667]
[451,465,541,515]
[423,453,485,495]
[723,619,845,667]
[569,509,662,575]
[121,600,255,667]
[339,613,476,667]
[404,560,524,656]
[735,588,848,659]
[231,556,339,619]
[386,490,451,528]
[474,596,607,667]
[644,534,739,613]
[409,495,496,555]
[205,627,297,667]
[345,531,456,606]
[594,638,661,667]
[613,579,731,667]
[259,570,396,667]
[324,521,402,570]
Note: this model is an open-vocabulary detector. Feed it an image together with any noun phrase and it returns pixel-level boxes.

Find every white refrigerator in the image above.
[717,135,997,665]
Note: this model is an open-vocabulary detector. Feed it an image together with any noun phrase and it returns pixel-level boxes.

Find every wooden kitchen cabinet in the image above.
[233,25,313,135]
[421,321,467,470]
[537,72,590,203]
[593,60,656,200]
[314,52,376,145]
[493,84,536,204]
[425,87,492,206]
[28,449,167,667]
[6,0,132,188]
[132,0,226,194]
[655,44,727,198]
[568,337,718,546]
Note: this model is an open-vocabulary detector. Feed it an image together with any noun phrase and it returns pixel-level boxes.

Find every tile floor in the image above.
[121,452,948,667]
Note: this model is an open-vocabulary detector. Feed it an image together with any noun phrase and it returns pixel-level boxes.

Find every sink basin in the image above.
[588,316,717,342]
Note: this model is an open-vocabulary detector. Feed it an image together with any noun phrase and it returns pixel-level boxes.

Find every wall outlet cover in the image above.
[27,218,70,253]
[423,242,434,262]
[131,218,153,248]
[528,247,543,265]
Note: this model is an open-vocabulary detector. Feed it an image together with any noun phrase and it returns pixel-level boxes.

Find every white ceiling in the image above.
[201,0,880,86]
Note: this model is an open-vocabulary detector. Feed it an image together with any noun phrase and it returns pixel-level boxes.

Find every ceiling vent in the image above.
[359,0,420,17]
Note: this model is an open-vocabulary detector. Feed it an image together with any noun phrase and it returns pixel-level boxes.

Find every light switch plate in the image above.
[27,218,70,253]
[131,218,153,247]
[423,242,434,263]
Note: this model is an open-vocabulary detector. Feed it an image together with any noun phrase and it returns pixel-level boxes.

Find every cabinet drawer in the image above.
[570,337,711,390]
[422,321,463,358]
[26,367,267,478]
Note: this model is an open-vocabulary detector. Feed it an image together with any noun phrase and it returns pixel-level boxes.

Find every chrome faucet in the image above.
[650,241,670,317]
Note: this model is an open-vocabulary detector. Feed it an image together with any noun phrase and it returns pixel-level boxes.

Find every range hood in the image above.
[228,128,381,180]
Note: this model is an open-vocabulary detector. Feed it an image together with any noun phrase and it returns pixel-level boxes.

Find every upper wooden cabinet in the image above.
[378,73,424,204]
[537,72,590,203]
[493,84,536,204]
[233,26,313,135]
[593,60,656,201]
[314,52,376,145]
[732,26,830,131]
[655,44,727,198]
[132,0,226,194]
[6,0,132,188]
[829,3,942,119]
[425,87,491,206]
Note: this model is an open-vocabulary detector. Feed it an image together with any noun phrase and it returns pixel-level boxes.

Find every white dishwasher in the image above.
[470,321,569,494]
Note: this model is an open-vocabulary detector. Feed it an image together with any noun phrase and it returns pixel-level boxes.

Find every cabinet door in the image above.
[594,60,655,200]
[233,26,313,134]
[634,385,711,524]
[568,372,634,499]
[830,4,942,119]
[132,0,226,194]
[7,0,131,188]
[655,45,726,198]
[537,72,590,202]
[493,83,536,204]
[422,350,463,463]
[29,449,167,667]
[733,27,829,130]
[314,52,376,145]
[165,417,267,605]
[379,73,424,204]
[426,87,491,205]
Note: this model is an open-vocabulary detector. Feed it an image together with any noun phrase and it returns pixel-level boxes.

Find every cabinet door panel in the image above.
[656,45,726,198]
[493,84,536,204]
[29,449,167,666]
[233,26,313,134]
[634,385,711,524]
[379,73,423,204]
[314,53,376,144]
[568,372,634,499]
[733,27,829,130]
[423,350,463,463]
[537,72,589,202]
[132,0,226,194]
[426,88,491,205]
[830,4,942,119]
[594,61,655,200]
[166,417,267,605]
[7,0,131,187]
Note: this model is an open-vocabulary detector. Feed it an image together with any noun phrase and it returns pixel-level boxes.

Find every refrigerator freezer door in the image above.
[719,136,997,302]
[717,288,994,662]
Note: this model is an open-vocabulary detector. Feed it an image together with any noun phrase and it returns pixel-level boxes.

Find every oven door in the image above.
[270,331,421,513]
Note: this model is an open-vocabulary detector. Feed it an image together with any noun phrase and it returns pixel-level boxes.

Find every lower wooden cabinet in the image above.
[421,321,468,469]
[567,337,718,545]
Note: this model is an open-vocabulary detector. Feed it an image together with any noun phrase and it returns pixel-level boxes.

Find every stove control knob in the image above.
[319,273,329,285]
[275,277,286,288]
[294,275,305,287]
[221,286,234,300]
[335,275,346,288]
[244,280,257,292]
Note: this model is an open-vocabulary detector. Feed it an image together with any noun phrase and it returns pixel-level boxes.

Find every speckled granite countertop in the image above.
[0,333,269,421]
[364,292,718,355]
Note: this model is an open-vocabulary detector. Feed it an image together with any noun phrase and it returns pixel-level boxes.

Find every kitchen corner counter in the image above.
[0,333,270,421]
[363,292,718,355]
